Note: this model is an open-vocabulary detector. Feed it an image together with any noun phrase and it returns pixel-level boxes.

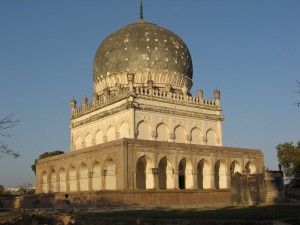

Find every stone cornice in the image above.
[138,103,224,122]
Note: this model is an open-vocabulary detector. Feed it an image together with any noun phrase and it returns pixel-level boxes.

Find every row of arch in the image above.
[74,121,219,150]
[40,157,256,193]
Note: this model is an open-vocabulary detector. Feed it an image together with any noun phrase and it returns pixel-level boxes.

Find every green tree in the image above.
[0,114,20,159]
[31,150,64,174]
[277,141,300,186]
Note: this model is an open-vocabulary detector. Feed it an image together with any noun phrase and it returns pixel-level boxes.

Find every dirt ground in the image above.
[1,204,300,225]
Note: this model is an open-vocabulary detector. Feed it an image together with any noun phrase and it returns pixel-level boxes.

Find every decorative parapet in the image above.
[134,87,219,109]
[71,86,221,119]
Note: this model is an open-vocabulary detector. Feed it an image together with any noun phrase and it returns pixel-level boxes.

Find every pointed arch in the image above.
[69,165,77,192]
[41,171,48,193]
[197,159,211,189]
[178,158,193,189]
[191,127,202,144]
[59,167,66,192]
[95,129,104,144]
[79,163,89,191]
[119,121,130,138]
[91,161,101,191]
[174,125,186,143]
[158,157,174,189]
[75,136,82,150]
[156,123,169,141]
[136,155,154,190]
[214,160,227,189]
[85,133,92,147]
[137,121,151,140]
[230,161,242,175]
[49,169,56,193]
[206,129,216,146]
[105,158,116,190]
[107,126,116,142]
[245,161,257,174]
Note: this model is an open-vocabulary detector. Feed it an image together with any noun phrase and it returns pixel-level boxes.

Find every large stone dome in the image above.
[93,20,193,94]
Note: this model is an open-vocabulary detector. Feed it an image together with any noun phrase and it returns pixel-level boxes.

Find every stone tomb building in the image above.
[35,10,283,207]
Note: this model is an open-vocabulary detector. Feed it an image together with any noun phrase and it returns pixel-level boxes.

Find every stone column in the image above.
[152,168,159,189]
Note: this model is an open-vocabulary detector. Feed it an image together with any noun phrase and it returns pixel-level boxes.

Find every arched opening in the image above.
[156,124,168,141]
[85,133,92,147]
[197,159,211,189]
[95,129,104,144]
[59,168,66,192]
[107,126,116,142]
[191,128,201,144]
[120,122,130,138]
[136,156,154,189]
[75,136,82,150]
[178,158,193,189]
[105,159,116,190]
[41,171,48,193]
[158,157,174,189]
[214,160,227,189]
[79,163,89,191]
[174,126,186,143]
[245,162,256,174]
[49,170,56,193]
[230,161,242,175]
[69,165,77,192]
[206,129,216,146]
[137,121,151,140]
[91,161,101,191]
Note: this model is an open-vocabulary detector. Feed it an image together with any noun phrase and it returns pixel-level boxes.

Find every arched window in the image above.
[107,126,116,142]
[191,128,202,144]
[136,156,154,189]
[41,171,48,193]
[120,122,130,138]
[214,160,227,189]
[59,168,66,192]
[206,129,216,146]
[178,158,193,189]
[105,159,116,190]
[75,136,82,150]
[79,163,89,191]
[85,133,92,147]
[197,159,211,189]
[95,130,104,144]
[91,161,101,191]
[158,157,174,189]
[230,161,242,175]
[137,121,151,140]
[69,165,77,192]
[49,170,56,193]
[245,162,256,174]
[174,126,186,143]
[156,124,168,141]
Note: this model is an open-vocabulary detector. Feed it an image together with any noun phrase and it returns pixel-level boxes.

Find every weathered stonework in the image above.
[33,9,285,207]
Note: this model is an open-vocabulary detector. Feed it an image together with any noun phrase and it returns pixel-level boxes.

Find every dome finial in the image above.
[140,0,144,20]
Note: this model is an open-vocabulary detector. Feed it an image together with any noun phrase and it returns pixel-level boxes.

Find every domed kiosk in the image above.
[34,3,284,208]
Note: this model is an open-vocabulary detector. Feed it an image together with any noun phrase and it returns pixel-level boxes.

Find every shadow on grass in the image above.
[76,204,300,221]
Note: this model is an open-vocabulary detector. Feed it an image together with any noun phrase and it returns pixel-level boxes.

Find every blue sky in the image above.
[0,0,299,188]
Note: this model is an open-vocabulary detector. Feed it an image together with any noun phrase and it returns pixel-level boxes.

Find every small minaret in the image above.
[82,94,88,106]
[70,96,77,111]
[214,88,220,107]
[197,88,203,99]
[127,73,135,93]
